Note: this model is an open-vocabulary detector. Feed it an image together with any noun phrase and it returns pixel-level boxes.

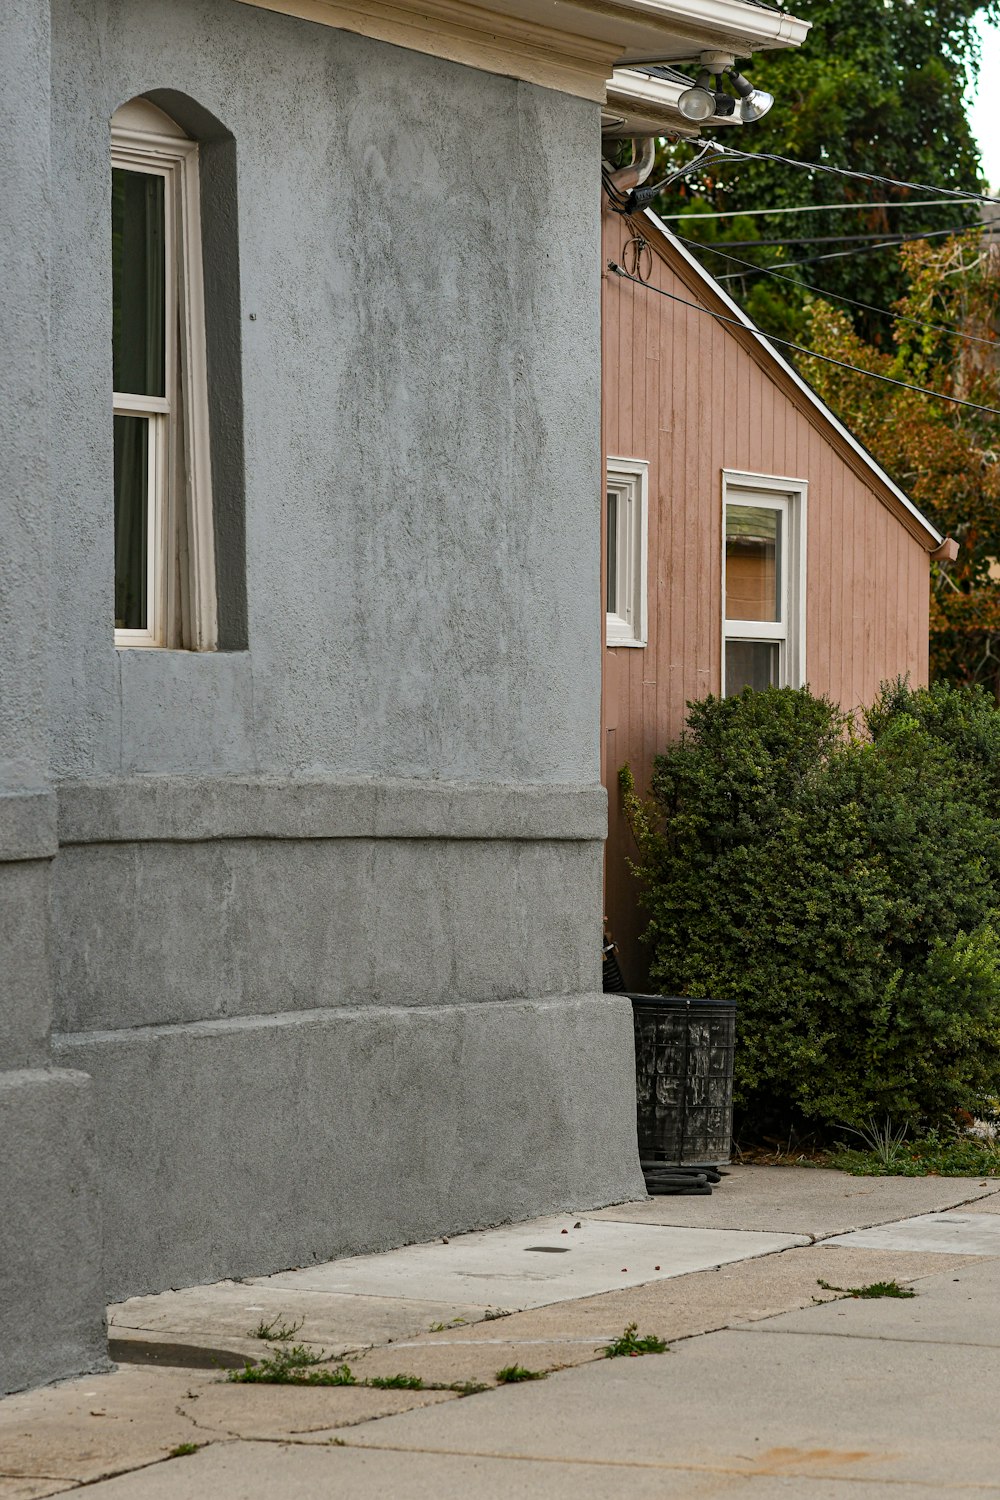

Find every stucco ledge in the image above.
[56,776,608,844]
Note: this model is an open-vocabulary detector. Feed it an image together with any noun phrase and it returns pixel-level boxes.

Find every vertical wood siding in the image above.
[602,210,931,986]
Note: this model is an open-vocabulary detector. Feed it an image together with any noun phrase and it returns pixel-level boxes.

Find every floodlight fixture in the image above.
[728,69,774,123]
[677,69,717,122]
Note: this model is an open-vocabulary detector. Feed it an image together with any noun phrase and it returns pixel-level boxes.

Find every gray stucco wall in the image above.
[2,0,643,1383]
[0,0,106,1395]
[54,995,639,1300]
[48,0,603,783]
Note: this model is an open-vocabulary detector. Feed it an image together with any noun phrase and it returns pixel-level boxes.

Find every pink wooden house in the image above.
[601,204,953,983]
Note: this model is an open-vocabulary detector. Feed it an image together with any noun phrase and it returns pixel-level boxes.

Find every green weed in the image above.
[366,1373,425,1390]
[828,1129,1000,1178]
[602,1322,669,1358]
[167,1443,201,1458]
[495,1365,546,1384]
[249,1315,303,1341]
[229,1347,356,1385]
[817,1278,915,1299]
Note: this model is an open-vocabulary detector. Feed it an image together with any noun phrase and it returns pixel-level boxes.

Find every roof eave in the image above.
[640,206,943,549]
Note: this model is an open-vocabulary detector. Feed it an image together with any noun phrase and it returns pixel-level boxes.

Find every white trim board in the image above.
[643,209,942,549]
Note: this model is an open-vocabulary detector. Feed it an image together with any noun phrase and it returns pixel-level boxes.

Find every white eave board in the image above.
[644,208,942,546]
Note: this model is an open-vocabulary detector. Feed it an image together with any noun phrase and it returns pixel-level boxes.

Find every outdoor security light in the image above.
[677,69,717,122]
[728,69,774,123]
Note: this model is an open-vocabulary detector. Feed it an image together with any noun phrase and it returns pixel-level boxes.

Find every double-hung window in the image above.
[606,457,648,648]
[722,472,806,695]
[112,97,216,649]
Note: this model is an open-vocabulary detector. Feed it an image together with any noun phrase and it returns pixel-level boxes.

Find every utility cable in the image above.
[759,225,989,271]
[675,223,991,249]
[673,235,1000,348]
[606,262,1000,417]
[699,143,999,208]
[654,198,973,221]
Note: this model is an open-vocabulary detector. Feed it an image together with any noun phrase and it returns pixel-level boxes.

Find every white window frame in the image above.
[722,470,807,694]
[112,98,216,650]
[606,456,648,648]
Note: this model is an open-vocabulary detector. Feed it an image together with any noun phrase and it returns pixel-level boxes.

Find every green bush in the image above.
[620,682,1000,1134]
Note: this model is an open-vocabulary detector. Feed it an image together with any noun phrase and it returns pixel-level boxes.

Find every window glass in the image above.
[726,504,781,622]
[113,414,149,630]
[725,640,778,696]
[607,490,618,615]
[112,168,165,399]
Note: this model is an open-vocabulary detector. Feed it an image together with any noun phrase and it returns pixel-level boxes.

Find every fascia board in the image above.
[642,208,943,547]
[610,0,810,59]
[236,0,809,102]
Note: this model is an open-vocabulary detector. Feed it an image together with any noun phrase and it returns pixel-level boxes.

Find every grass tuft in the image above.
[249,1315,303,1341]
[828,1128,1000,1178]
[229,1348,356,1385]
[495,1365,547,1384]
[168,1443,202,1458]
[366,1373,425,1390]
[602,1322,669,1358]
[817,1278,916,1299]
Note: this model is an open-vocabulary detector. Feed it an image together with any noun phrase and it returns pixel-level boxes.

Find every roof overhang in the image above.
[236,0,808,102]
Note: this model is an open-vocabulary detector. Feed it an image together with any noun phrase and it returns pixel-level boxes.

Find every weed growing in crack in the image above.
[817,1278,915,1299]
[495,1365,547,1384]
[168,1443,202,1458]
[229,1347,353,1384]
[229,1353,492,1395]
[249,1315,304,1341]
[602,1323,669,1358]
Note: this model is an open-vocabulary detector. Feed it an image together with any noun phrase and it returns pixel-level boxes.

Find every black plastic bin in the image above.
[629,994,736,1193]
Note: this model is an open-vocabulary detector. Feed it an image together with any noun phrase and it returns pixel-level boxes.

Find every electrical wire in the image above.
[673,234,1000,348]
[677,223,990,249]
[701,142,1000,208]
[606,261,1000,417]
[654,198,972,221]
[760,224,989,271]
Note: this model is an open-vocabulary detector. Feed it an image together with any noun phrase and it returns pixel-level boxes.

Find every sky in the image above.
[969,14,1000,190]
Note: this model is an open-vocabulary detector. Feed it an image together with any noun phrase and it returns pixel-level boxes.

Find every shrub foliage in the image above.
[620,681,1000,1133]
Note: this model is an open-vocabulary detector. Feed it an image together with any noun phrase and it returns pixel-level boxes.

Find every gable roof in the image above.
[639,207,943,549]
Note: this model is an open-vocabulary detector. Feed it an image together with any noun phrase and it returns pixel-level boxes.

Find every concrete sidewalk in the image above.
[3,1167,1000,1498]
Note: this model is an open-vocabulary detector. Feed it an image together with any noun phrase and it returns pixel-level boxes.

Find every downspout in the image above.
[607,137,656,193]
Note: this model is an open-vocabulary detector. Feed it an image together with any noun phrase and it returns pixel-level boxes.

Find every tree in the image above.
[798,230,1000,693]
[648,0,996,344]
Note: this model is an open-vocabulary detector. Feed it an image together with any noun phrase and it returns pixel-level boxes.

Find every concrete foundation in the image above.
[0,1069,107,1392]
[55,995,639,1300]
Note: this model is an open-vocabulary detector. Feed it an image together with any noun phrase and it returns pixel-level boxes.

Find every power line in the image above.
[606,261,1000,417]
[702,143,999,208]
[764,225,988,271]
[655,198,966,221]
[672,223,989,250]
[674,234,1000,348]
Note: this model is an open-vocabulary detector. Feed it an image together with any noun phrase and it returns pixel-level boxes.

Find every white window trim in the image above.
[112,105,217,651]
[606,456,648,648]
[721,470,807,693]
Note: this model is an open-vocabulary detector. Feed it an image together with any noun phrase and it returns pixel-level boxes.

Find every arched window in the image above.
[112,96,216,649]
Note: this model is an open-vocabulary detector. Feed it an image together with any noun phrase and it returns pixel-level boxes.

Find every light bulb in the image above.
[728,70,775,124]
[678,70,717,122]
